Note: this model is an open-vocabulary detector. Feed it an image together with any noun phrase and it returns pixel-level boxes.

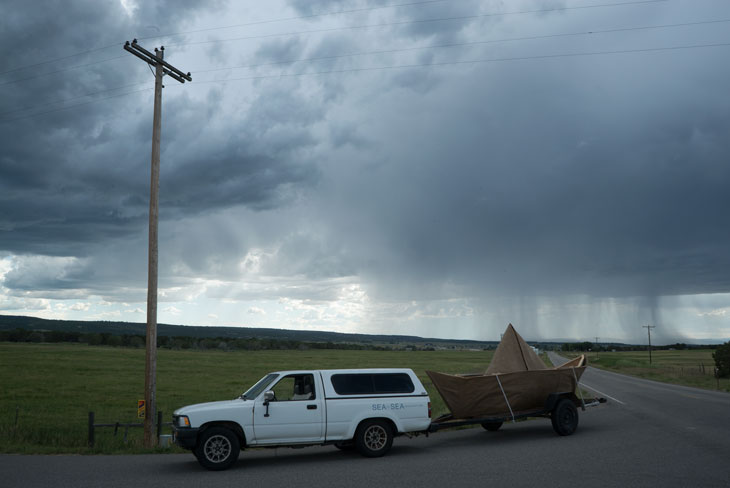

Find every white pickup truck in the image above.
[172,368,432,470]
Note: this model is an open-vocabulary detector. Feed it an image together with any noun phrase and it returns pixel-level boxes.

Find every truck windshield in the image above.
[241,373,279,400]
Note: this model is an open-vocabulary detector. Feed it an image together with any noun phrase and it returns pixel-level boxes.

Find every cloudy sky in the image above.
[1,0,729,344]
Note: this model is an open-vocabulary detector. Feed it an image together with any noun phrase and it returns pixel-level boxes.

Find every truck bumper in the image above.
[172,426,199,450]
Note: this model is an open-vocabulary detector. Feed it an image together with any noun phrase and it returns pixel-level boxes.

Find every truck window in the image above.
[242,373,279,400]
[331,373,415,395]
[373,373,415,393]
[270,374,316,401]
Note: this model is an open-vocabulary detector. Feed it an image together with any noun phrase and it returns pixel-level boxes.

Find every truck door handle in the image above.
[307,404,317,410]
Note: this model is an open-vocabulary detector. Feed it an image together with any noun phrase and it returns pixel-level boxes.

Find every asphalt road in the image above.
[2,356,728,488]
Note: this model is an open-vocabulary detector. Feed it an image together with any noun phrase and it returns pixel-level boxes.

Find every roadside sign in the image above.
[137,400,145,419]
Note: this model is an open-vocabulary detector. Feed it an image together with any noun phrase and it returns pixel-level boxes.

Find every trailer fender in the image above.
[544,392,578,412]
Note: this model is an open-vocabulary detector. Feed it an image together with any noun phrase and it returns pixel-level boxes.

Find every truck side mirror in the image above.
[263,390,274,417]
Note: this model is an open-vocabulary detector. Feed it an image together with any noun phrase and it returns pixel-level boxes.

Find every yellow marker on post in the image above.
[137,400,145,419]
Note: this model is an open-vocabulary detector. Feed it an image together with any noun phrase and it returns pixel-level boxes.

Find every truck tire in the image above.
[551,399,579,436]
[481,421,503,432]
[194,426,240,471]
[355,419,393,458]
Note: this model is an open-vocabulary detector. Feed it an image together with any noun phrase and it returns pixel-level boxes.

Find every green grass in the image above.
[564,349,730,392]
[0,342,493,454]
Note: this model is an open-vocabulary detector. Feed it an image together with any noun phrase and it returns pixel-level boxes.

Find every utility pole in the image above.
[643,325,656,365]
[124,39,191,448]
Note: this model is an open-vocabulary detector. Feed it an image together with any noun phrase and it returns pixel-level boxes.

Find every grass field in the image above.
[567,349,730,392]
[0,343,494,454]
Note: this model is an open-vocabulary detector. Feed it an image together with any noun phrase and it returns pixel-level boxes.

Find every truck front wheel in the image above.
[194,426,240,471]
[355,420,393,458]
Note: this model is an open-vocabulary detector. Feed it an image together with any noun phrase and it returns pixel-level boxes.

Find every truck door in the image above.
[253,373,324,444]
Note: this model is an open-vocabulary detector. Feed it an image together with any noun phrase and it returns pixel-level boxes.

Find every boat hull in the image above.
[427,358,586,419]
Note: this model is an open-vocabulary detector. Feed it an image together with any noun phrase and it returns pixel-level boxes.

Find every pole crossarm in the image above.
[124,40,192,83]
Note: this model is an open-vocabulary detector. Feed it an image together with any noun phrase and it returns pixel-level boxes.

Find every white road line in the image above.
[580,382,626,405]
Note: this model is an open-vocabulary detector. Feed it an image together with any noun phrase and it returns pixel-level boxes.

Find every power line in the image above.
[167,0,670,49]
[5,13,712,117]
[0,0,671,85]
[137,0,453,42]
[0,0,453,78]
[0,88,151,123]
[191,18,730,75]
[0,55,129,87]
[0,82,150,118]
[189,41,730,85]
[10,15,725,120]
[3,40,728,124]
[0,43,123,77]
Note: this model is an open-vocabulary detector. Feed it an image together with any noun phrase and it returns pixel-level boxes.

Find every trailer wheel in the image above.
[551,399,579,436]
[194,426,240,471]
[481,421,503,432]
[355,419,393,457]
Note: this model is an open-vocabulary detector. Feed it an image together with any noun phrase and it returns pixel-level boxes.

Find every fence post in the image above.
[88,412,95,448]
[12,406,19,439]
[156,410,163,444]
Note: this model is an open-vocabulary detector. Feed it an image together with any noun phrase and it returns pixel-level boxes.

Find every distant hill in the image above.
[8,315,684,350]
[0,314,503,349]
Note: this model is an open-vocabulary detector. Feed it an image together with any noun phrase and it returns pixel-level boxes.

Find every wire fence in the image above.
[87,411,173,448]
[658,364,716,377]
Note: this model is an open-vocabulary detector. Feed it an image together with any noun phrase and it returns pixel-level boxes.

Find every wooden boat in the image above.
[426,324,586,419]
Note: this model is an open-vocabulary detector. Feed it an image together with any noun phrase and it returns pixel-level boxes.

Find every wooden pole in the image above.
[123,40,190,448]
[643,325,655,365]
[143,47,164,448]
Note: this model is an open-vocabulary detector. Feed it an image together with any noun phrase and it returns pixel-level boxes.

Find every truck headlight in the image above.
[176,415,190,428]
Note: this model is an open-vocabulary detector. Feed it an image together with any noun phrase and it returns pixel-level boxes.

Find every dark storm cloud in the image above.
[387,0,486,43]
[297,2,730,302]
[287,0,483,43]
[0,0,321,257]
[3,0,730,341]
[253,37,306,65]
[152,85,322,214]
[286,0,371,17]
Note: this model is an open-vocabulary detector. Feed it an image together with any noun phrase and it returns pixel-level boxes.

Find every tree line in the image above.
[561,341,718,352]
[0,328,399,351]
[561,340,730,378]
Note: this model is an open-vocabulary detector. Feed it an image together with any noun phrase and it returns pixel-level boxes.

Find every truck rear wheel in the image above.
[355,420,393,458]
[551,399,579,436]
[194,426,240,471]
